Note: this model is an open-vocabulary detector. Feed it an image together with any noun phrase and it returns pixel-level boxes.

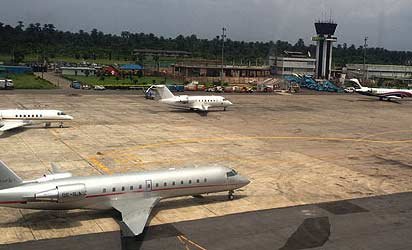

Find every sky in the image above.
[1,0,411,51]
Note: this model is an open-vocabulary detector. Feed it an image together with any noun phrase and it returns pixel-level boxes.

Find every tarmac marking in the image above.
[358,129,412,140]
[177,235,207,250]
[86,134,412,173]
[89,157,113,174]
[92,135,412,159]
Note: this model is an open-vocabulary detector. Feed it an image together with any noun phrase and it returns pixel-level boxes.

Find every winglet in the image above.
[0,160,22,189]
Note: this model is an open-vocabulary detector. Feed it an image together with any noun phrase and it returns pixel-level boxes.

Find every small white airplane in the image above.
[0,161,250,236]
[0,109,73,131]
[350,79,412,101]
[150,85,233,112]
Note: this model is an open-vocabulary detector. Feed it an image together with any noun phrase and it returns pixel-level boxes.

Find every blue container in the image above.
[3,66,32,74]
[175,85,184,92]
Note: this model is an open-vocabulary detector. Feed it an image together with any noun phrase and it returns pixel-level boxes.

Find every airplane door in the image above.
[145,180,152,192]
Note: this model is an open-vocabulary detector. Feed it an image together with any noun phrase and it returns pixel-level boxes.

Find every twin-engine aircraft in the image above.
[0,110,73,131]
[0,161,249,236]
[150,85,233,112]
[351,79,412,101]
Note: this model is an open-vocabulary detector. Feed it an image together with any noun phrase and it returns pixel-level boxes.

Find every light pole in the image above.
[221,27,226,84]
[363,36,368,82]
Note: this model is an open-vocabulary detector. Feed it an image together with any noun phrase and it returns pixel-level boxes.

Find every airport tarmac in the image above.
[0,91,412,248]
[2,191,412,250]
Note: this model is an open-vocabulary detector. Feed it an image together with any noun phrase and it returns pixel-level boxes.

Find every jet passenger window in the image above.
[130,186,133,190]
[196,179,200,183]
[164,182,167,187]
[172,181,175,186]
[156,183,159,187]
[121,187,125,191]
[204,178,207,183]
[189,180,192,184]
[112,187,116,192]
[103,188,106,193]
[181,181,184,184]
[139,184,142,189]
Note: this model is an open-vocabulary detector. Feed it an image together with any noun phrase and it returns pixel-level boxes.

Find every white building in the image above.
[269,56,316,76]
[61,67,96,76]
[346,64,412,79]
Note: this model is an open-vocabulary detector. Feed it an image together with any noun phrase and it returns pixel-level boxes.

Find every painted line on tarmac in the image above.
[89,157,113,174]
[87,135,412,173]
[177,235,207,250]
[92,135,412,158]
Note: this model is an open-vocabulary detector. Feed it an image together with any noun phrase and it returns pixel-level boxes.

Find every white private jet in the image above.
[151,85,233,112]
[0,110,73,131]
[350,79,412,101]
[0,161,250,236]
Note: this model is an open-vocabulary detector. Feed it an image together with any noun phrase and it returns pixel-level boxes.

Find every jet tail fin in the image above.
[0,160,22,190]
[349,78,363,88]
[153,85,175,100]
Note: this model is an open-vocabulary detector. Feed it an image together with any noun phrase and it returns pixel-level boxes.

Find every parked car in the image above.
[0,79,14,89]
[94,85,106,90]
[70,81,81,89]
[344,87,356,93]
[81,84,91,90]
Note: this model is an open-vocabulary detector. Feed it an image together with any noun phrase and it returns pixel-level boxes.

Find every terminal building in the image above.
[269,51,316,76]
[60,66,96,76]
[172,61,271,84]
[346,64,412,80]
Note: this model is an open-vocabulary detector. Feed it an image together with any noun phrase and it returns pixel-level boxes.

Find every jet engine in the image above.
[35,184,86,202]
[35,173,73,183]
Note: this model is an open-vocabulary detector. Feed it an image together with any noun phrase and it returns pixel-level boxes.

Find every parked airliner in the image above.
[150,85,233,112]
[350,79,412,101]
[0,161,249,236]
[0,109,73,131]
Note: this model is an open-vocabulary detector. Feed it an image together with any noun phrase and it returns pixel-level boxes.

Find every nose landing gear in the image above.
[59,122,64,128]
[228,190,234,200]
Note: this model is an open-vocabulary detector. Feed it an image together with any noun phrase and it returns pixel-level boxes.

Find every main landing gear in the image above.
[228,190,234,200]
[45,122,51,128]
[223,107,227,111]
[59,121,64,128]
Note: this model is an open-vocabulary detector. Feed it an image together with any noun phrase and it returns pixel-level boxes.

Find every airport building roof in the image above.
[119,64,144,70]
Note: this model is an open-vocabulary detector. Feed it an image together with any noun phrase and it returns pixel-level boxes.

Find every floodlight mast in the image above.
[221,27,226,84]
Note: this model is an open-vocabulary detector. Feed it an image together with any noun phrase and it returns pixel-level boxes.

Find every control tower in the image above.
[312,21,337,80]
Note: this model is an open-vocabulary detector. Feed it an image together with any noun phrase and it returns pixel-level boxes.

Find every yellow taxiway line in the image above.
[88,134,412,174]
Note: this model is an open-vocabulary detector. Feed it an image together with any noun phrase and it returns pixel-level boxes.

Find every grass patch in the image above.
[65,75,182,86]
[5,73,57,89]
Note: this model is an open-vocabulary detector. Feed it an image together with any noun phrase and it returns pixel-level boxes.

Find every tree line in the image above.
[0,21,411,67]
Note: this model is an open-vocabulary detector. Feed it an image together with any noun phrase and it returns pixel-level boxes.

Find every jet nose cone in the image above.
[67,115,74,120]
[239,176,250,187]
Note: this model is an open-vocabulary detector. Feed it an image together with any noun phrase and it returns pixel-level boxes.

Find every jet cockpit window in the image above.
[226,169,238,177]
[57,112,66,116]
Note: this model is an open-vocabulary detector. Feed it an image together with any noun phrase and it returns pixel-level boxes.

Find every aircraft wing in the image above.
[111,197,160,236]
[0,120,26,131]
[191,102,209,111]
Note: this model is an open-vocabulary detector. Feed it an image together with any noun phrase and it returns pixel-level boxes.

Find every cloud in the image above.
[0,0,410,50]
